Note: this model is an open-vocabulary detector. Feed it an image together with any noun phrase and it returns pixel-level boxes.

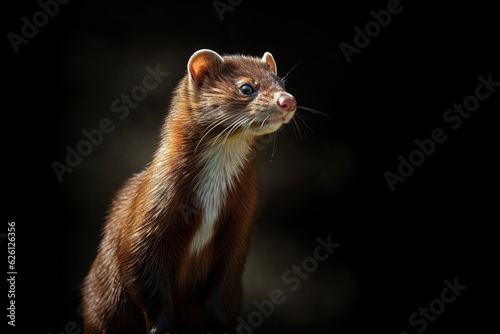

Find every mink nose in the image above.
[277,94,297,112]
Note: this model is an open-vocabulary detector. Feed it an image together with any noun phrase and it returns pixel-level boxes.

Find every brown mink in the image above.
[82,49,297,334]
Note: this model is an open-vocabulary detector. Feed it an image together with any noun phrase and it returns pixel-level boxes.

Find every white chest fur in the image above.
[189,138,250,256]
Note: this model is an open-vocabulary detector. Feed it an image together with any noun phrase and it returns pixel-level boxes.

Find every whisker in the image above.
[282,75,300,83]
[242,117,255,135]
[281,62,302,83]
[295,113,313,135]
[297,105,330,118]
[260,115,270,129]
[281,112,312,146]
[290,116,304,143]
[270,132,278,163]
[214,114,246,146]
[200,107,220,120]
[195,114,240,153]
[220,115,249,145]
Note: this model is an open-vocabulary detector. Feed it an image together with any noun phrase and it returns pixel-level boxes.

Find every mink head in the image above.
[186,49,297,138]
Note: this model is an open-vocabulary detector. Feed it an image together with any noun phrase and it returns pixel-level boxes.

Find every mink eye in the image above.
[239,84,254,95]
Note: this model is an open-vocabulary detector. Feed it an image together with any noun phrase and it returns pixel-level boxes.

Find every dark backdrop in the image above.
[4,0,498,333]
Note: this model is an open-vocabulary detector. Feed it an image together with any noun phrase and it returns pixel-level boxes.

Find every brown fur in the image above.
[82,50,295,333]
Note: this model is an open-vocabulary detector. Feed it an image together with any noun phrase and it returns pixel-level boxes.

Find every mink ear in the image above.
[188,49,224,89]
[262,52,277,74]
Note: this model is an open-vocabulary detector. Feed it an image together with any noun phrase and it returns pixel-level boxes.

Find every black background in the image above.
[4,0,498,333]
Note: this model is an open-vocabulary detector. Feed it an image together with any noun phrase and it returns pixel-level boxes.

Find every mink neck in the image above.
[142,116,256,233]
[149,111,257,201]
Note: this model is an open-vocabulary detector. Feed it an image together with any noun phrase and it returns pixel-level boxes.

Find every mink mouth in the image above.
[246,115,289,135]
[265,111,295,125]
[257,115,285,128]
[204,112,294,141]
[266,116,286,125]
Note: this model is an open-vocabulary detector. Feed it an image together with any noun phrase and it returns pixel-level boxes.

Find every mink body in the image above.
[82,49,296,334]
